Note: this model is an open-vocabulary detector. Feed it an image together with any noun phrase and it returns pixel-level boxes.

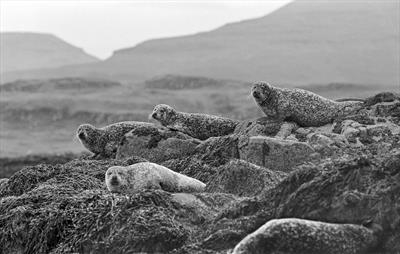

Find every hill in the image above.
[2,0,399,86]
[0,32,98,74]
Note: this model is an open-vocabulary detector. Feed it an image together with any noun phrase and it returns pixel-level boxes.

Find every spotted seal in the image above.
[105,162,206,194]
[76,121,153,158]
[251,82,363,127]
[232,218,380,254]
[150,104,239,140]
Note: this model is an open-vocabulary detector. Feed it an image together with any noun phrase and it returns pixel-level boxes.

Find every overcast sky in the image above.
[0,0,292,59]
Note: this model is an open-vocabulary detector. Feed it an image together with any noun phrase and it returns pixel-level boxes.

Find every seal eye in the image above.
[78,132,86,140]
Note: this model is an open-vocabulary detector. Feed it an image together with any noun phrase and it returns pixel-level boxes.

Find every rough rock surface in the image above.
[241,136,315,172]
[116,124,200,162]
[206,159,287,196]
[1,91,399,254]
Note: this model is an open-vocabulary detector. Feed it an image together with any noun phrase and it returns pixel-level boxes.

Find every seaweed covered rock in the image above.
[161,135,240,184]
[116,124,200,162]
[1,189,189,253]
[206,159,287,196]
[200,148,400,253]
[0,158,238,254]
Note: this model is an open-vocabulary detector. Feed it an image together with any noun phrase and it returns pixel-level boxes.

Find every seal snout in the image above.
[78,131,86,140]
[110,175,119,186]
[252,90,261,100]
[150,111,157,120]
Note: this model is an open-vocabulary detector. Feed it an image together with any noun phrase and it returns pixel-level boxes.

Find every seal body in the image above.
[232,218,378,254]
[252,82,363,127]
[105,162,206,194]
[150,104,239,140]
[76,121,153,158]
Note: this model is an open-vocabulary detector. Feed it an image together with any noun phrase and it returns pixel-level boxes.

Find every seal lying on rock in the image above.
[251,82,363,127]
[105,162,206,194]
[232,218,380,254]
[150,104,239,140]
[76,121,153,158]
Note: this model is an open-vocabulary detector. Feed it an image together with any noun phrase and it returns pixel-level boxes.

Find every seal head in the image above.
[105,166,129,193]
[76,124,104,155]
[150,104,177,125]
[251,82,279,118]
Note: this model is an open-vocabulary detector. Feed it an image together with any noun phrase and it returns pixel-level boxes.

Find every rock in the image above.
[195,135,240,163]
[116,125,200,162]
[161,135,240,183]
[1,91,400,254]
[306,132,348,154]
[0,156,240,254]
[241,136,314,172]
[275,122,298,139]
[233,117,281,137]
[339,120,394,144]
[294,127,313,142]
[206,159,287,196]
[232,218,379,254]
[364,92,399,107]
[375,102,400,118]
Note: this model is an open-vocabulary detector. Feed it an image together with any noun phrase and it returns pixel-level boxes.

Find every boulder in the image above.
[116,125,200,162]
[233,117,282,137]
[374,102,400,118]
[339,120,395,144]
[206,159,287,196]
[240,136,314,172]
[364,92,399,107]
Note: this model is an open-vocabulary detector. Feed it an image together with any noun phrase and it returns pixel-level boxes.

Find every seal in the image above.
[76,121,153,158]
[232,218,380,254]
[150,104,239,140]
[105,162,206,194]
[251,82,363,127]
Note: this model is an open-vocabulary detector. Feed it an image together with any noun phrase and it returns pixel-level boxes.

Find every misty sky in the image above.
[0,0,291,59]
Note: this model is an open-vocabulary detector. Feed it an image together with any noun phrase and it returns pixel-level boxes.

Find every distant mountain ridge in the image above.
[0,32,99,73]
[2,0,399,86]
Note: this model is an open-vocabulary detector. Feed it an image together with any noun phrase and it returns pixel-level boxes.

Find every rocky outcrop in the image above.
[1,91,399,254]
